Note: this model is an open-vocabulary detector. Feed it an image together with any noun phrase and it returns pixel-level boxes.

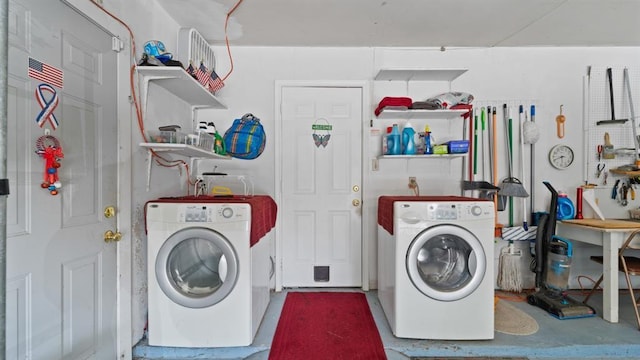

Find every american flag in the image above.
[207,69,225,93]
[28,57,64,89]
[185,63,195,77]
[195,62,209,87]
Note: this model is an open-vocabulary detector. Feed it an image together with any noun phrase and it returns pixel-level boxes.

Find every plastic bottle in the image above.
[382,127,391,155]
[402,121,416,155]
[388,124,401,155]
[556,192,575,220]
[424,125,433,155]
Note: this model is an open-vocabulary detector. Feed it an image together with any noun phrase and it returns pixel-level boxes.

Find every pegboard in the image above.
[586,67,640,185]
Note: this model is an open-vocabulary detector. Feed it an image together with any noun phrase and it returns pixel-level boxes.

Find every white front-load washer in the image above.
[378,197,495,340]
[146,200,269,347]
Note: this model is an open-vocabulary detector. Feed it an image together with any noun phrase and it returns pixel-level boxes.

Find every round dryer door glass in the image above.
[167,237,227,296]
[406,224,486,301]
[156,227,239,309]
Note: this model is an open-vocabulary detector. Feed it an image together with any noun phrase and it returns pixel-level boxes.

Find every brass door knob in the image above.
[104,230,122,243]
[352,199,360,207]
[104,206,116,218]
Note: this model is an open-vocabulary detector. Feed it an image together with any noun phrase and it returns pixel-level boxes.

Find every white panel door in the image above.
[6,0,118,358]
[280,86,363,287]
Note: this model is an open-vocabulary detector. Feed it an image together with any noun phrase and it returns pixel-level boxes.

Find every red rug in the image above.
[268,292,386,360]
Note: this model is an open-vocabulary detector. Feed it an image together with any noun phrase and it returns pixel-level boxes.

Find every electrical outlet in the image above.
[408,177,417,188]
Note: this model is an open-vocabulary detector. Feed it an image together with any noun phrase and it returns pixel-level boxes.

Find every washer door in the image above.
[155,227,239,309]
[406,224,486,301]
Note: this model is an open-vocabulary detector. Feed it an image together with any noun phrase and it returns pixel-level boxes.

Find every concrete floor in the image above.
[133,289,640,360]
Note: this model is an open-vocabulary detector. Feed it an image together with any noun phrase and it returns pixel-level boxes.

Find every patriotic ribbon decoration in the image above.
[35,83,60,130]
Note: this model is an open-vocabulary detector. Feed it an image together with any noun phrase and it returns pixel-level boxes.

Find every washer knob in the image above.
[221,207,234,218]
[471,205,482,216]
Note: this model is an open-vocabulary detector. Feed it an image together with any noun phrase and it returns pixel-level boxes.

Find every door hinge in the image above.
[112,36,124,52]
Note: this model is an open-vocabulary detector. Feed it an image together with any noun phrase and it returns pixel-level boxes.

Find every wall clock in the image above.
[548,144,574,169]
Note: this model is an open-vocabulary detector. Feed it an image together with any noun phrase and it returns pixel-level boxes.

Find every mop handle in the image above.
[473,112,478,175]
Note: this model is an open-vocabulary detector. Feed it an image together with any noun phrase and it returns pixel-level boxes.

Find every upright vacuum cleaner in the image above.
[527,181,596,319]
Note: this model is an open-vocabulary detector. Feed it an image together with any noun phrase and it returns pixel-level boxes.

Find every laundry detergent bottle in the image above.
[556,192,575,220]
[388,124,401,155]
[402,121,416,155]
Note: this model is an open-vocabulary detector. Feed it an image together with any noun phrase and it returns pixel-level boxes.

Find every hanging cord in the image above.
[91,2,195,192]
[221,0,244,82]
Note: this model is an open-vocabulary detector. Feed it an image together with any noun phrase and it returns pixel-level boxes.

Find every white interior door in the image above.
[280,86,363,287]
[6,0,118,358]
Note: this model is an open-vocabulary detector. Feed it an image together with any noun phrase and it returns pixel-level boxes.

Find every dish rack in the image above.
[176,28,217,72]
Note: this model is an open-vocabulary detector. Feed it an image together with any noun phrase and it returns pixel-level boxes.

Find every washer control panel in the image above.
[176,204,249,223]
[396,201,494,222]
[427,202,494,221]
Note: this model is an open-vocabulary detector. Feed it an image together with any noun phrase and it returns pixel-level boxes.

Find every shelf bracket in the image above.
[138,73,180,126]
[146,149,152,192]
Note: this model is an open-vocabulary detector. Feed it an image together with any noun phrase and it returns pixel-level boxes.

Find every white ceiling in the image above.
[156,0,640,48]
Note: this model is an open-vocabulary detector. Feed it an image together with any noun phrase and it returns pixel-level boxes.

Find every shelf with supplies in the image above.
[139,143,231,159]
[375,108,469,119]
[136,66,227,116]
[377,153,466,160]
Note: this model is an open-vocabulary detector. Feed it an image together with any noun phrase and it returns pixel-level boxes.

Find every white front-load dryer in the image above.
[378,198,495,340]
[146,201,261,347]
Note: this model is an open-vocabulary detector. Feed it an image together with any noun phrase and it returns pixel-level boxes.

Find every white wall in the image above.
[205,44,640,287]
[96,0,640,344]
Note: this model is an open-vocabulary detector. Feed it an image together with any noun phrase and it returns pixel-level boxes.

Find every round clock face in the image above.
[549,144,574,169]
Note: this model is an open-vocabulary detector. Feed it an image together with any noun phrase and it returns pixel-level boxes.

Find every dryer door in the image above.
[155,227,239,308]
[406,224,486,301]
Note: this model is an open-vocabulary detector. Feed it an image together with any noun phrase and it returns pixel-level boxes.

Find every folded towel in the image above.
[375,96,413,116]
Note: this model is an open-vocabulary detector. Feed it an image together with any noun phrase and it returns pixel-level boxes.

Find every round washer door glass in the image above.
[406,224,486,301]
[155,227,238,308]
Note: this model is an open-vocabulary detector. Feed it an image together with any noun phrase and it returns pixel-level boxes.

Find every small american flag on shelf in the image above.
[207,69,225,93]
[195,62,209,87]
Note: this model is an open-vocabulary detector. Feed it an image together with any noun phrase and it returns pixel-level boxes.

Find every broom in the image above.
[497,241,523,293]
[498,106,529,199]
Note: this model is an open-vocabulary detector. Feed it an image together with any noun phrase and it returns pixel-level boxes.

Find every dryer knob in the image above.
[471,205,482,216]
[221,207,234,218]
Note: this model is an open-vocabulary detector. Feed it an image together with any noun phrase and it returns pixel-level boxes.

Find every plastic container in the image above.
[382,127,391,155]
[556,192,575,220]
[387,124,401,155]
[545,237,572,291]
[402,121,416,155]
[446,140,469,154]
[147,130,187,144]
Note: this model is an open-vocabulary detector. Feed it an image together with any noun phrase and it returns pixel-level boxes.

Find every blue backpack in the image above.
[223,113,266,159]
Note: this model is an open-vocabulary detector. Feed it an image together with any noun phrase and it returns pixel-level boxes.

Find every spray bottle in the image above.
[424,124,433,154]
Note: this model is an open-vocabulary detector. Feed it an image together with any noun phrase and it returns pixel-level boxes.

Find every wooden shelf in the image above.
[376,108,468,119]
[610,168,640,176]
[139,143,232,159]
[374,69,467,81]
[137,66,227,109]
